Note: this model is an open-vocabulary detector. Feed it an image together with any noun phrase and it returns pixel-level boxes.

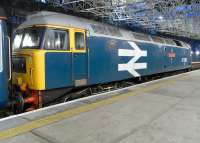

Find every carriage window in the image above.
[151,36,165,44]
[174,40,183,47]
[133,32,151,41]
[75,32,85,50]
[44,29,69,50]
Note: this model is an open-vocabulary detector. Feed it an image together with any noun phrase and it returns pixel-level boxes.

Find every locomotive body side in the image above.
[87,36,191,85]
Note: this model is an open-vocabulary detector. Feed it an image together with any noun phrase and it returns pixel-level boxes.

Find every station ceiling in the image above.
[51,0,200,39]
[2,0,200,40]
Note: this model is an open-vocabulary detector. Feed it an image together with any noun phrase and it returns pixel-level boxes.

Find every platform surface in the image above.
[0,70,200,143]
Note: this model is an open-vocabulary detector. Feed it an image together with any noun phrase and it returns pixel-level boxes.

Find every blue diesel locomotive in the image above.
[11,11,191,111]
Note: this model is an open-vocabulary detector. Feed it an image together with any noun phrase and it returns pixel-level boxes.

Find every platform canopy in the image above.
[40,0,200,39]
[2,0,200,39]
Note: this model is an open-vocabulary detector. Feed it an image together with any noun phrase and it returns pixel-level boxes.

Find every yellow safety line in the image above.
[0,75,188,140]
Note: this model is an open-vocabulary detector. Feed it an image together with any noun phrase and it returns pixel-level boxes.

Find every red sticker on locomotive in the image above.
[168,52,176,58]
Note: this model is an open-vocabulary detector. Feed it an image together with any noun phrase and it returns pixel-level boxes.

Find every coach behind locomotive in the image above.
[0,7,10,109]
[12,11,191,111]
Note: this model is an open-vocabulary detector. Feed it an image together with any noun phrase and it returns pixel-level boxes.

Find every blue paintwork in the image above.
[44,36,191,89]
[45,52,73,89]
[73,53,88,80]
[0,20,8,108]
[88,37,191,85]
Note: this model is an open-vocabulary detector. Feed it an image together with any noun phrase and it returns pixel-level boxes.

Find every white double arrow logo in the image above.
[118,41,147,77]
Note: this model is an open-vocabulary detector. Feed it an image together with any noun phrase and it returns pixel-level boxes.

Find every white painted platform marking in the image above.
[118,41,147,77]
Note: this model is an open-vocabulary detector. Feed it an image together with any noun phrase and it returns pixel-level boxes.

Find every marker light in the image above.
[158,16,163,20]
[196,51,200,56]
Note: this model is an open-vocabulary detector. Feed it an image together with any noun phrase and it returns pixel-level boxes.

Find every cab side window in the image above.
[75,32,85,50]
[55,31,68,50]
[44,29,69,50]
[44,29,54,50]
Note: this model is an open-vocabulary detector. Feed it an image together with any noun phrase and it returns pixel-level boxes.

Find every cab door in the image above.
[72,29,88,87]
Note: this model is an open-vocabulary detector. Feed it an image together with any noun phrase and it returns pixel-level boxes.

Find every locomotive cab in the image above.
[12,25,87,111]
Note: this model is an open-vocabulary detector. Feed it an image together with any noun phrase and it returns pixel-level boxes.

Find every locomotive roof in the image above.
[19,11,121,35]
[19,11,190,49]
